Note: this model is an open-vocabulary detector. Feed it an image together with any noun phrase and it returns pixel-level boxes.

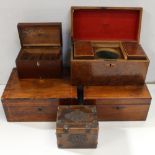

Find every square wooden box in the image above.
[16,23,63,78]
[71,7,150,86]
[1,68,77,122]
[56,105,99,148]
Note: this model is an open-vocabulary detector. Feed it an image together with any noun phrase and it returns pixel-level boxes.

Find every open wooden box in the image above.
[71,7,149,85]
[16,23,63,78]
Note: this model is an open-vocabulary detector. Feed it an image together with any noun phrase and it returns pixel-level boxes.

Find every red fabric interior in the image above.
[73,9,141,41]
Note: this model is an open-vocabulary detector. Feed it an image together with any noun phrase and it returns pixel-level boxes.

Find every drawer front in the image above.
[96,104,150,121]
[3,99,77,122]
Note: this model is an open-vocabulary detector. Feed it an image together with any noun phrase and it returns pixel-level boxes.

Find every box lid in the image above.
[2,68,77,99]
[71,7,142,42]
[18,23,62,47]
[56,105,98,134]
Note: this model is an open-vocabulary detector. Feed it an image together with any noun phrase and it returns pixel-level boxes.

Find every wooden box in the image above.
[56,105,98,148]
[84,84,151,121]
[71,7,150,85]
[1,68,77,122]
[16,23,62,78]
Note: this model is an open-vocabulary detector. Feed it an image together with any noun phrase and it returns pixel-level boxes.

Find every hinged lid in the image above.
[71,7,142,42]
[18,23,62,47]
[56,105,98,134]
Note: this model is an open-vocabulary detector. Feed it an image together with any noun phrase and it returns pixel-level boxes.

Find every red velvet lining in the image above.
[73,9,141,41]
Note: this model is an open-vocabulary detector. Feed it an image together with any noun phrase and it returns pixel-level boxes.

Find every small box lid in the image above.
[71,7,142,42]
[18,23,62,47]
[56,105,98,134]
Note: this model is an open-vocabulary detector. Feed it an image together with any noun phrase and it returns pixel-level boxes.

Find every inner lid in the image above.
[18,23,62,47]
[72,7,142,42]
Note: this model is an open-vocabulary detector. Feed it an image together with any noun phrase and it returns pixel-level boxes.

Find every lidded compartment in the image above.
[16,23,63,78]
[56,105,99,148]
[71,7,144,60]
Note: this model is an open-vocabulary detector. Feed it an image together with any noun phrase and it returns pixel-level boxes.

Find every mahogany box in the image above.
[1,68,77,122]
[56,105,98,148]
[71,7,150,85]
[16,23,62,78]
[83,84,151,121]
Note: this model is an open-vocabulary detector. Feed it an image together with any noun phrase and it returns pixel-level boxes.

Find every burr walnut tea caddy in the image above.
[16,23,62,78]
[71,7,149,86]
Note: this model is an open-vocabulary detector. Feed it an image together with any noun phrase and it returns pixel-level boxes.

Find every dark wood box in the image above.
[71,7,150,85]
[1,68,77,122]
[84,84,151,121]
[16,23,63,78]
[56,105,98,148]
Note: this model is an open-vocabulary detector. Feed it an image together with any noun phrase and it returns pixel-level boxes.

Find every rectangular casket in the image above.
[1,68,77,122]
[84,84,151,121]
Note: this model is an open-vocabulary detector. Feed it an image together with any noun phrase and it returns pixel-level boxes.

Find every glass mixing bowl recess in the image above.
[95,48,122,59]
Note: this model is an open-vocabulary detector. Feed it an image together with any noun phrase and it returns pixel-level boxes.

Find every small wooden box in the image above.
[71,7,150,86]
[84,85,151,121]
[56,105,99,148]
[16,23,62,78]
[1,68,77,122]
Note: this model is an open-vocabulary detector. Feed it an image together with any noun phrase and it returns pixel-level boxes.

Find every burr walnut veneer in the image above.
[56,105,98,148]
[1,68,77,122]
[71,7,149,86]
[16,23,62,78]
[84,84,151,121]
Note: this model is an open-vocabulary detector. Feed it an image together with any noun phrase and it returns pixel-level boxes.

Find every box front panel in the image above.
[39,58,62,78]
[85,100,150,121]
[2,99,77,122]
[57,133,98,148]
[71,59,149,85]
[16,58,62,78]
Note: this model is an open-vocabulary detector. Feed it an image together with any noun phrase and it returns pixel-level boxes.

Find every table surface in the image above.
[0,84,155,155]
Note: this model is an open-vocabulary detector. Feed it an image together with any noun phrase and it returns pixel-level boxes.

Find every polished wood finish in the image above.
[1,68,77,122]
[56,105,98,148]
[123,42,146,59]
[74,41,94,59]
[18,23,62,47]
[16,23,63,78]
[71,54,149,86]
[84,85,151,121]
[71,7,149,86]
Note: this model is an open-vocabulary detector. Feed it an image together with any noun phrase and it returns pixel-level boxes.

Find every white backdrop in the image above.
[0,0,155,84]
